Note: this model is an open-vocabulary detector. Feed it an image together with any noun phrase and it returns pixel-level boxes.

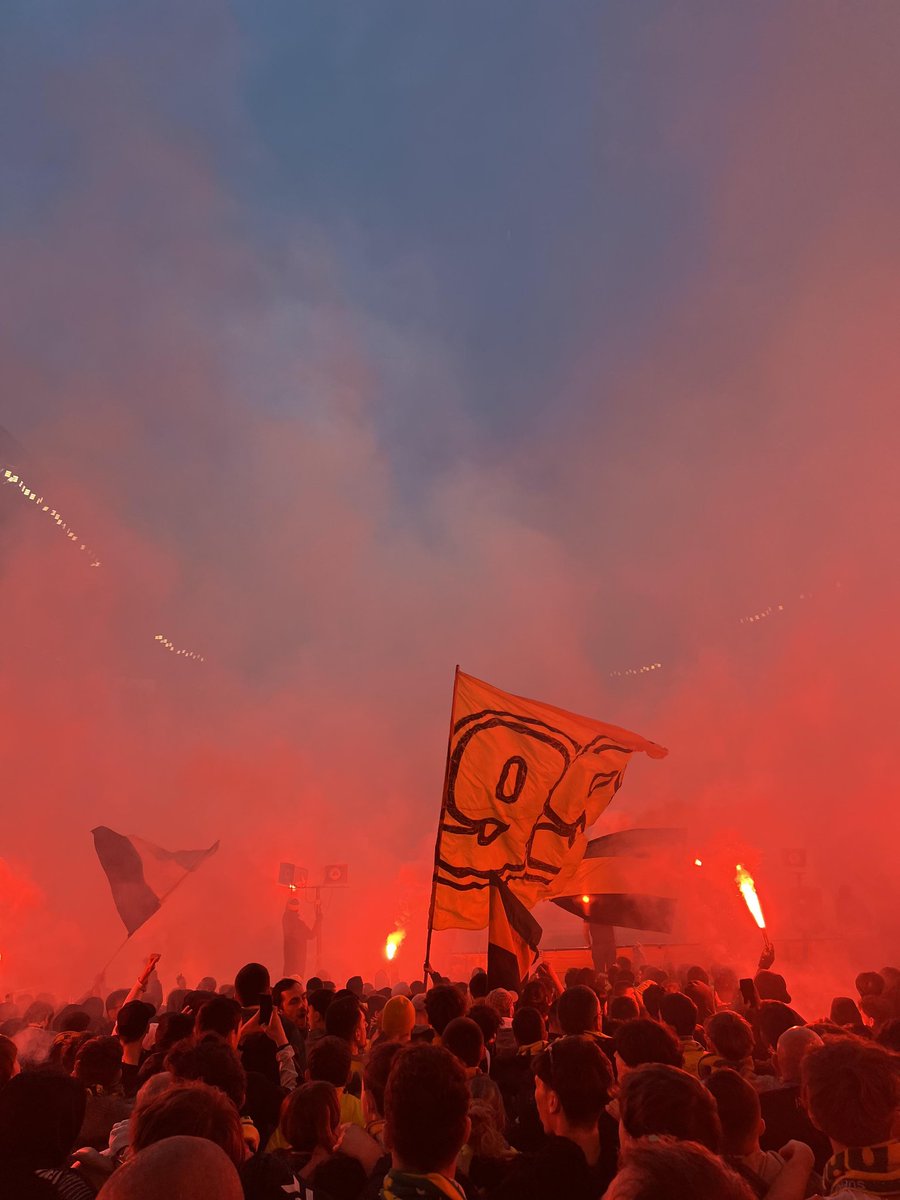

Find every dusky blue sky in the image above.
[2,1,770,449]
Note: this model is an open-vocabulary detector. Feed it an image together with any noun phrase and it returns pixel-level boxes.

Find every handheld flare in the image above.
[736,863,772,951]
[385,929,406,961]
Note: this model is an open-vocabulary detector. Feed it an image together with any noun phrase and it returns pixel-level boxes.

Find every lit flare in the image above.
[385,929,406,961]
[735,864,766,929]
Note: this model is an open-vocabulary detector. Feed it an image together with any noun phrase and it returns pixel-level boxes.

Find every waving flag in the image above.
[487,874,542,991]
[553,827,685,932]
[429,669,666,933]
[92,826,218,937]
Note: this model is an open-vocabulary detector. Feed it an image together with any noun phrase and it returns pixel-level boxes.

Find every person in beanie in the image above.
[379,996,415,1045]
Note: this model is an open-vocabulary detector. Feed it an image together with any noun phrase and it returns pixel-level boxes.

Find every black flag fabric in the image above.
[92,826,218,937]
[487,874,542,992]
[551,826,683,933]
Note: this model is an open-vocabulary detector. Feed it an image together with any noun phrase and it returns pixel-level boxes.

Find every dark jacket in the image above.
[487,1130,617,1200]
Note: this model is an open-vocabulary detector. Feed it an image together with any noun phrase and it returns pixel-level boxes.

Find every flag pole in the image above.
[423,665,460,984]
[98,933,134,979]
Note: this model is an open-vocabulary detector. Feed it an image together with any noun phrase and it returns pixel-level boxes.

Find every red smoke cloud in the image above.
[1,9,898,1005]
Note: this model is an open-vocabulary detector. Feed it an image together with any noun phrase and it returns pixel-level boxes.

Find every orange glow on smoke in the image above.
[385,929,406,961]
[735,864,766,929]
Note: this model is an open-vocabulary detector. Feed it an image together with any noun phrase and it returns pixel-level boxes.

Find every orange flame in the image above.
[735,864,766,929]
[385,929,406,961]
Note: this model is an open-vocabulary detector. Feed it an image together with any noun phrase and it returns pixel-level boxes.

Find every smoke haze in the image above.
[1,3,898,1004]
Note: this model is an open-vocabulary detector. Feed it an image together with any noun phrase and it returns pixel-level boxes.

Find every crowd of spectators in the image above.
[1,946,899,1199]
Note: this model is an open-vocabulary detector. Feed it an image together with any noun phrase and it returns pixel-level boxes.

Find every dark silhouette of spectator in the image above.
[0,1067,92,1199]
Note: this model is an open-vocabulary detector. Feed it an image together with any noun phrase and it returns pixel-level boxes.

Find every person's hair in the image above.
[155,1012,195,1054]
[875,1017,900,1053]
[615,1019,683,1069]
[197,977,217,993]
[641,983,664,1021]
[82,995,105,1022]
[468,1075,509,1159]
[0,1068,87,1169]
[512,1005,545,1046]
[134,1071,177,1116]
[441,1017,484,1069]
[469,1071,507,1123]
[830,996,864,1027]
[686,966,709,986]
[308,987,335,1021]
[307,977,323,993]
[757,1000,805,1051]
[180,991,214,1019]
[346,975,364,995]
[240,1031,279,1085]
[196,996,241,1041]
[619,1064,721,1151]
[324,994,362,1043]
[132,1080,244,1167]
[166,1036,247,1108]
[608,1137,755,1200]
[0,1033,17,1083]
[24,999,54,1026]
[705,1068,761,1154]
[49,1030,92,1074]
[273,977,302,1008]
[856,971,885,998]
[106,988,129,1014]
[98,1135,244,1200]
[533,1035,613,1126]
[802,1038,900,1147]
[660,992,699,1038]
[469,970,490,1000]
[467,1002,502,1047]
[706,1011,754,1062]
[54,1005,92,1033]
[641,966,669,986]
[117,1000,154,1042]
[234,962,270,1007]
[685,981,716,1022]
[280,1080,340,1153]
[307,1035,352,1088]
[609,995,641,1023]
[73,1036,123,1090]
[520,978,550,1015]
[424,985,466,1036]
[384,1044,469,1173]
[165,988,188,1014]
[363,1040,403,1118]
[557,986,600,1035]
[564,967,581,990]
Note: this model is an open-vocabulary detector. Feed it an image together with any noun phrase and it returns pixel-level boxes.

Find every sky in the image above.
[1,2,899,1001]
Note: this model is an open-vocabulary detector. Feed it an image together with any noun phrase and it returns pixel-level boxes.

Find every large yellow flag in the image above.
[430,670,667,932]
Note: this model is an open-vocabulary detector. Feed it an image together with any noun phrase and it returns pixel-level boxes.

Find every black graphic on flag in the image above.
[433,671,667,931]
[552,827,684,933]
